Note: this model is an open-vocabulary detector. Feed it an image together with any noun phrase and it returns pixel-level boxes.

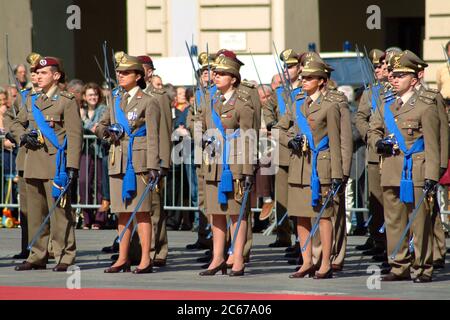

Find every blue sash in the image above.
[195,85,217,108]
[383,97,424,203]
[295,97,330,207]
[20,88,31,107]
[276,86,302,116]
[31,94,68,199]
[210,95,240,204]
[113,92,147,202]
[370,84,381,112]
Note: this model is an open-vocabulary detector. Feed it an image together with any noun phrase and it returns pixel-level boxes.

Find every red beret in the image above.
[35,57,60,71]
[216,49,236,60]
[137,55,155,70]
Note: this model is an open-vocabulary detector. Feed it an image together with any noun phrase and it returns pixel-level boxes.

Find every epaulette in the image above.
[237,86,251,99]
[151,88,166,95]
[295,91,306,100]
[324,89,346,103]
[384,93,395,103]
[418,88,438,105]
[241,79,256,89]
[60,91,75,99]
[237,92,249,103]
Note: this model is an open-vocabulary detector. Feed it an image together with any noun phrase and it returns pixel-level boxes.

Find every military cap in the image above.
[34,56,66,83]
[300,51,334,76]
[386,51,401,71]
[26,52,42,72]
[137,55,155,70]
[214,49,244,79]
[198,52,216,71]
[115,52,145,74]
[300,60,331,78]
[369,49,385,65]
[392,50,427,74]
[115,52,146,89]
[280,49,299,67]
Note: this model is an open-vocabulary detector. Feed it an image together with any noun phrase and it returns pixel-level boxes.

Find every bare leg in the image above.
[318,217,333,274]
[209,214,227,270]
[229,215,247,272]
[136,212,152,269]
[297,217,313,273]
[226,217,235,265]
[113,213,131,267]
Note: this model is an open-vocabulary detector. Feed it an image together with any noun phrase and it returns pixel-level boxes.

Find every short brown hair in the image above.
[82,82,104,105]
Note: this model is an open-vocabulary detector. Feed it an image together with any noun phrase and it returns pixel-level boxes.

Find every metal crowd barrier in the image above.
[7,134,450,233]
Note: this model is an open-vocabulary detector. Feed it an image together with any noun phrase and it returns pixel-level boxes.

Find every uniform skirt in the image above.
[287,183,335,218]
[205,181,249,216]
[110,173,153,214]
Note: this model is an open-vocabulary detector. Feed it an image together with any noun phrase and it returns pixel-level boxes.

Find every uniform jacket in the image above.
[96,87,161,175]
[11,85,83,179]
[275,91,343,185]
[200,90,255,182]
[368,89,441,187]
[144,83,172,169]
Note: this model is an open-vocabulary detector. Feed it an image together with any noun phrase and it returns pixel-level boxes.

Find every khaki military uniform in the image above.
[237,80,260,258]
[11,85,83,266]
[96,87,161,213]
[4,91,30,253]
[325,87,353,268]
[416,85,449,264]
[262,86,294,244]
[200,90,255,215]
[368,90,440,278]
[187,88,211,248]
[275,91,343,218]
[355,83,391,246]
[144,83,172,262]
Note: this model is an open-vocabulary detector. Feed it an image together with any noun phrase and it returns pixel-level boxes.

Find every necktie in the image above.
[121,93,130,110]
[397,97,403,107]
[305,96,313,107]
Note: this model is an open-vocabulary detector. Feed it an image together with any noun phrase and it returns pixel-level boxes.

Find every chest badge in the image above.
[127,111,138,121]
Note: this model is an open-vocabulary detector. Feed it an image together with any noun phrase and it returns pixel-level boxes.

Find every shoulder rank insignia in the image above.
[241,79,256,89]
[60,91,74,99]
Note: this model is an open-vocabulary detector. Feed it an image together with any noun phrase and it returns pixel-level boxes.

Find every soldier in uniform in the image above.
[185,52,216,252]
[275,59,343,279]
[199,50,255,277]
[12,56,82,272]
[410,51,449,269]
[4,52,42,259]
[368,51,441,283]
[138,55,172,267]
[96,53,161,274]
[355,49,390,257]
[262,49,302,249]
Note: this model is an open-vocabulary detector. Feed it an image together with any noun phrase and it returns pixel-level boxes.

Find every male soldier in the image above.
[138,55,172,267]
[411,51,449,269]
[261,49,302,249]
[368,51,441,283]
[12,57,82,272]
[4,53,42,259]
[185,52,216,252]
[355,49,390,257]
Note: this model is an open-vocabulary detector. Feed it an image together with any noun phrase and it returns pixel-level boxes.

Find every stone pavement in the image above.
[0,228,449,299]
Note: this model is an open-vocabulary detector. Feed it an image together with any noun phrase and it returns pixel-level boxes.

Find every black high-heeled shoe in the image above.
[104,261,131,273]
[199,261,227,276]
[132,263,153,274]
[313,268,333,279]
[229,267,245,277]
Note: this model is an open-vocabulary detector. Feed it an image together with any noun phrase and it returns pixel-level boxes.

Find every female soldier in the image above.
[275,59,343,279]
[199,50,255,277]
[96,53,161,274]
